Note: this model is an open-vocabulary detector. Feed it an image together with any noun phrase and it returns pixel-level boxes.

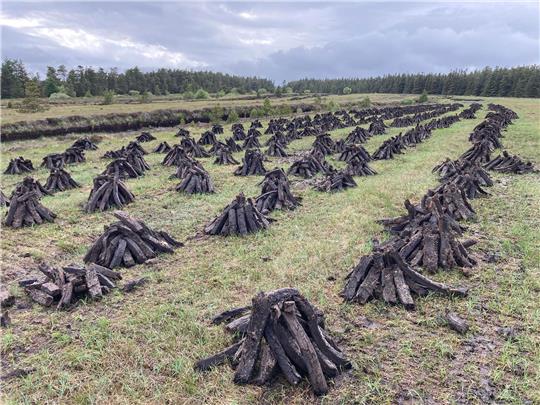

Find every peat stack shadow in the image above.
[84,211,182,269]
[4,179,56,228]
[255,168,301,214]
[45,168,81,193]
[234,149,267,176]
[205,193,271,236]
[21,263,121,309]
[195,288,351,396]
[4,157,34,175]
[342,248,467,310]
[85,175,135,212]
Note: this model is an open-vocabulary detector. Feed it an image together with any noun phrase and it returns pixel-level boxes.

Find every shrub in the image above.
[139,91,152,103]
[262,98,273,116]
[256,88,267,98]
[327,100,338,112]
[249,108,261,118]
[178,112,186,124]
[358,96,371,108]
[101,90,115,105]
[183,91,194,100]
[343,86,352,95]
[216,90,226,98]
[285,87,293,94]
[7,101,13,108]
[195,89,209,99]
[416,90,429,103]
[400,98,414,105]
[17,80,48,113]
[227,109,239,123]
[49,92,71,100]
[84,90,92,98]
[128,90,140,96]
[279,104,292,115]
[303,90,311,94]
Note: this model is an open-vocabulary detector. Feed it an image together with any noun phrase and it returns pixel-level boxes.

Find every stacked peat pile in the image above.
[195,288,351,395]
[342,247,467,309]
[11,176,50,198]
[265,138,288,157]
[234,149,267,176]
[102,147,127,159]
[63,147,86,164]
[21,263,121,309]
[226,137,243,152]
[45,168,81,193]
[287,151,331,178]
[212,124,224,134]
[176,128,190,137]
[199,130,218,145]
[256,168,301,214]
[315,170,357,192]
[126,150,150,175]
[103,158,141,179]
[214,147,239,165]
[153,141,172,153]
[205,193,271,236]
[338,144,371,162]
[72,137,99,150]
[176,165,215,194]
[232,126,247,141]
[4,157,34,175]
[4,179,56,228]
[243,135,261,149]
[41,153,65,170]
[181,137,210,158]
[373,136,406,160]
[251,119,263,129]
[402,125,431,146]
[346,127,370,144]
[162,145,188,166]
[459,103,482,119]
[381,197,477,273]
[136,131,156,142]
[485,151,537,174]
[126,141,147,155]
[334,139,347,154]
[345,155,377,177]
[368,119,386,135]
[85,175,134,212]
[312,134,335,155]
[0,190,9,207]
[84,211,182,268]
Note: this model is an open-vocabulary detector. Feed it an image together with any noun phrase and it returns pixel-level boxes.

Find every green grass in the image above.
[1,96,539,404]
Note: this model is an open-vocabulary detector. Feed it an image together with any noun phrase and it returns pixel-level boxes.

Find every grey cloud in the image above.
[1,2,538,82]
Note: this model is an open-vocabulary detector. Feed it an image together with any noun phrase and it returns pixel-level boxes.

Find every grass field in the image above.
[1,96,539,404]
[1,93,436,125]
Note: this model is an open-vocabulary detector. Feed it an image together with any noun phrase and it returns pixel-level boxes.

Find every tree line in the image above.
[1,59,275,99]
[2,59,538,100]
[286,66,540,98]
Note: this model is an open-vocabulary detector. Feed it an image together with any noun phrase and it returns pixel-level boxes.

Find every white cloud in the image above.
[238,11,257,20]
[0,14,42,29]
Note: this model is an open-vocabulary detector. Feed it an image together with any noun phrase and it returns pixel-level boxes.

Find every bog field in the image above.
[1,95,539,404]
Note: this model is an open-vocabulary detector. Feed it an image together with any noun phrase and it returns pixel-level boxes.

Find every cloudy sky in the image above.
[1,1,538,82]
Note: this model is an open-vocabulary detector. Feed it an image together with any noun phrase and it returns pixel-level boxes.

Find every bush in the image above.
[139,91,152,103]
[208,105,224,123]
[183,91,194,100]
[416,90,429,103]
[358,96,371,108]
[101,90,115,105]
[49,92,71,100]
[284,87,293,94]
[278,104,293,115]
[84,90,92,98]
[249,108,262,118]
[227,109,239,124]
[129,90,140,96]
[262,98,273,116]
[343,87,352,95]
[400,98,414,105]
[17,80,48,113]
[256,88,267,98]
[178,112,186,125]
[327,100,338,112]
[216,90,226,98]
[303,90,311,94]
[195,89,209,100]
[7,101,13,108]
